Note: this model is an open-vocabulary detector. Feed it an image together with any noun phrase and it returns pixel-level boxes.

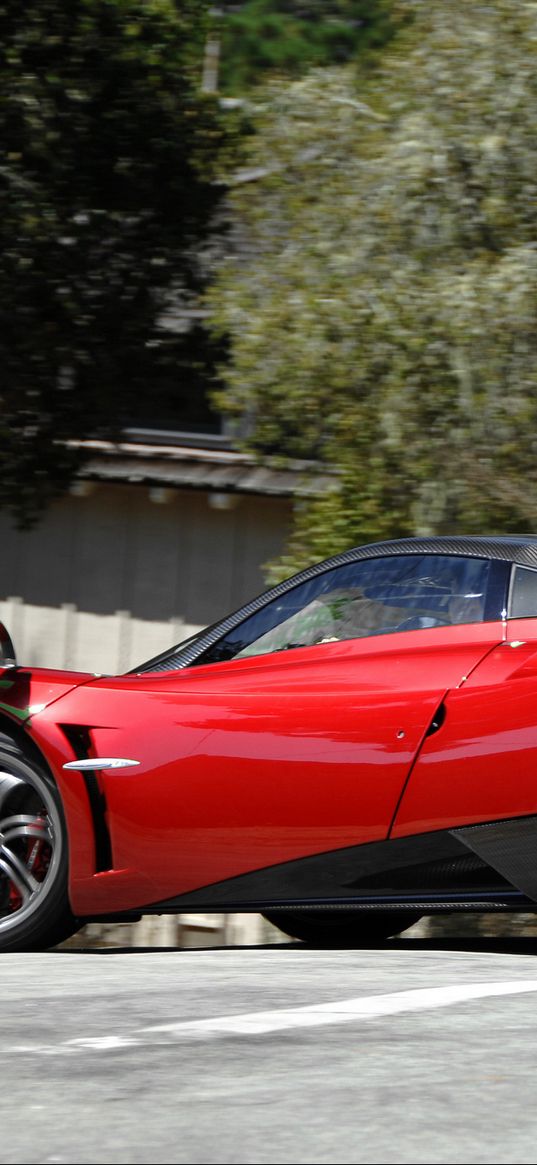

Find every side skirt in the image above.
[138,819,537,914]
[454,816,537,905]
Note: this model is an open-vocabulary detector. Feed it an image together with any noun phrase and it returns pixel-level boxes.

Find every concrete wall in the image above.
[0,482,292,671]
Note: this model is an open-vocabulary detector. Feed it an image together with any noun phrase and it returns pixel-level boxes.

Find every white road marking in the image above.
[65,1035,139,1051]
[10,979,537,1053]
[141,980,537,1037]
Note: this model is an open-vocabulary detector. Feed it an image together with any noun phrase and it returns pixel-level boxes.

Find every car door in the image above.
[392,566,537,838]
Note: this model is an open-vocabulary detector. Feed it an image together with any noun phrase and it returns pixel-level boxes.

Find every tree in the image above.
[210,0,537,578]
[218,1,396,93]
[0,0,231,524]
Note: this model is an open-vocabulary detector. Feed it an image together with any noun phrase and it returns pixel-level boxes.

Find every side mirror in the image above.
[0,623,17,669]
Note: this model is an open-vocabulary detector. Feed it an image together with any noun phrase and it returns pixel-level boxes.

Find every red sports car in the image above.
[2,534,537,951]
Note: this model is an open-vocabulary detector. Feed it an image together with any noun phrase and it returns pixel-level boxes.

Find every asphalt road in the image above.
[3,936,537,1165]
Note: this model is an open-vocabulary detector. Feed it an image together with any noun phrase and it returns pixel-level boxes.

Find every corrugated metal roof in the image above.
[69,439,333,499]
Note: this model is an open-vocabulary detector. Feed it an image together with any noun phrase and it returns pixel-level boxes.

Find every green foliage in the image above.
[219,0,396,93]
[0,0,229,524]
[210,0,537,578]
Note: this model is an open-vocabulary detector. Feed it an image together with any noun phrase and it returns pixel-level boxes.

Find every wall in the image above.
[0,482,292,671]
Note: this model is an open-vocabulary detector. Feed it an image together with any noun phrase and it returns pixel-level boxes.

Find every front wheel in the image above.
[0,734,78,951]
[262,908,422,946]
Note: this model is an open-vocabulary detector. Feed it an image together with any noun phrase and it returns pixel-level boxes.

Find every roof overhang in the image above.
[67,439,333,500]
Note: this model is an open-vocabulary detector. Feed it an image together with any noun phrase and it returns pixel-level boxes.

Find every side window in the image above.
[196,554,492,666]
[509,566,537,618]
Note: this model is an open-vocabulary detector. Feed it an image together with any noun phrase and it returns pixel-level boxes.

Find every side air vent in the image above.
[60,725,113,873]
[60,724,93,759]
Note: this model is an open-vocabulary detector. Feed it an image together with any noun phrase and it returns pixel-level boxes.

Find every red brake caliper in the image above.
[8,884,22,912]
[8,814,49,913]
[27,815,50,880]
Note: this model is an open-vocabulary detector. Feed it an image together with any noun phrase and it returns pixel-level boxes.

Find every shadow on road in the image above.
[55,935,537,956]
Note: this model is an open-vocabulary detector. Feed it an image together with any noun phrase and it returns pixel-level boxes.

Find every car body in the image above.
[3,534,537,949]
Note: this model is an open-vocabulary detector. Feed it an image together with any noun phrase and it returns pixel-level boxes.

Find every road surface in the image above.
[2,935,537,1164]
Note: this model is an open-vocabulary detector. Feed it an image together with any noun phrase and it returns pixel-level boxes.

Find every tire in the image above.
[262,908,422,946]
[0,733,78,951]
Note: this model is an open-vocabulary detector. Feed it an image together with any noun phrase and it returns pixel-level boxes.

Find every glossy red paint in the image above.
[0,667,92,724]
[393,619,537,837]
[32,622,503,915]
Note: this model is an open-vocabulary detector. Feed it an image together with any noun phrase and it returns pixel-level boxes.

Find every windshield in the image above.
[133,552,502,675]
[194,554,493,666]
